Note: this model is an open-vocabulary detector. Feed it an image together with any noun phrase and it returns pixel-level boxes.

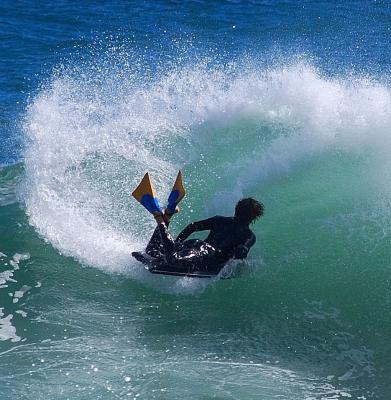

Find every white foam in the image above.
[0,308,21,342]
[0,270,16,286]
[12,285,31,303]
[15,310,27,318]
[22,58,391,283]
[13,253,30,263]
[200,64,391,212]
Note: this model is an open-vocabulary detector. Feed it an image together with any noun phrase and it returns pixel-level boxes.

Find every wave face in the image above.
[23,58,391,271]
[2,0,391,398]
[15,55,391,397]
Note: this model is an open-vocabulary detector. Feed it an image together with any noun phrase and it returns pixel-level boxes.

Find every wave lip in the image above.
[22,58,391,277]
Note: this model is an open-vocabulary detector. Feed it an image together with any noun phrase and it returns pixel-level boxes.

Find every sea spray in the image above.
[22,58,391,278]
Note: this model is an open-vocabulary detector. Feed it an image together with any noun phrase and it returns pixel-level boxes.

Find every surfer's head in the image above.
[234,198,264,224]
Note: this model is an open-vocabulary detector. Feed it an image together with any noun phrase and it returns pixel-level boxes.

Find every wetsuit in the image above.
[145,216,256,273]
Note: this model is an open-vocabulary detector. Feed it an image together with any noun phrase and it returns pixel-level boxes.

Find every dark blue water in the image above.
[2,0,391,165]
[1,2,391,399]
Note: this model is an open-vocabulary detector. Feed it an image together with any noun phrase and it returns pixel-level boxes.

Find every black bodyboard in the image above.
[132,251,220,278]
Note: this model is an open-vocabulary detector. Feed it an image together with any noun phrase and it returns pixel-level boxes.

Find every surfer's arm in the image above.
[244,232,256,250]
[175,217,217,242]
[234,232,256,259]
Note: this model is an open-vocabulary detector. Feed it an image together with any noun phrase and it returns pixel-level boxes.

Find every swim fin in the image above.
[166,170,186,214]
[132,172,162,215]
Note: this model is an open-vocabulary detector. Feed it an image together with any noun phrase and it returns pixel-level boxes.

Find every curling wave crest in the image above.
[23,59,391,277]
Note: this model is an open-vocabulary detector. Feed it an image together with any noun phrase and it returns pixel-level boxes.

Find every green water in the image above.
[2,62,391,399]
[1,145,390,399]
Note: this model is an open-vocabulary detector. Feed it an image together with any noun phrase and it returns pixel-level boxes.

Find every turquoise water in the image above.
[1,1,391,399]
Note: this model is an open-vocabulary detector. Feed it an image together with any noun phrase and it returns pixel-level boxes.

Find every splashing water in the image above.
[22,58,391,280]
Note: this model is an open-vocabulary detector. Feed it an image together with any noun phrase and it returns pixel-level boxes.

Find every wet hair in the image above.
[234,198,264,224]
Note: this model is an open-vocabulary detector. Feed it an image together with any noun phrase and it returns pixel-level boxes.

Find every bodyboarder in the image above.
[131,172,263,275]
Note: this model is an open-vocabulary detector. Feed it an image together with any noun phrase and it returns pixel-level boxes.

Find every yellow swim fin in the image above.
[166,170,186,214]
[132,172,162,215]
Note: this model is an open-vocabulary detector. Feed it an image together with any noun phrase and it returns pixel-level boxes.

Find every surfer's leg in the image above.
[155,222,176,256]
[146,211,180,257]
[163,205,179,225]
[146,207,178,256]
[145,226,165,257]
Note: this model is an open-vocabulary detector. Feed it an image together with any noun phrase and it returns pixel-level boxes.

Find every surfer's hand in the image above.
[234,245,248,259]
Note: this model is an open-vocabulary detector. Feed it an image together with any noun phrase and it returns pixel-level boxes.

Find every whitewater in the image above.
[23,59,391,275]
[1,1,391,399]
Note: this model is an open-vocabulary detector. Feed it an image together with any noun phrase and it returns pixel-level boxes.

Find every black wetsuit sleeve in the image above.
[175,217,218,242]
[234,232,256,259]
[243,232,256,250]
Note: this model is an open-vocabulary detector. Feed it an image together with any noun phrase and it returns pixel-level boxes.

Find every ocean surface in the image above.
[1,1,391,399]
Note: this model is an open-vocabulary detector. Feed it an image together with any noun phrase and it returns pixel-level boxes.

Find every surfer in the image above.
[140,197,263,273]
[131,171,263,275]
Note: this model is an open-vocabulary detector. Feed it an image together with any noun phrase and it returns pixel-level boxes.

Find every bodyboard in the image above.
[132,251,220,278]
